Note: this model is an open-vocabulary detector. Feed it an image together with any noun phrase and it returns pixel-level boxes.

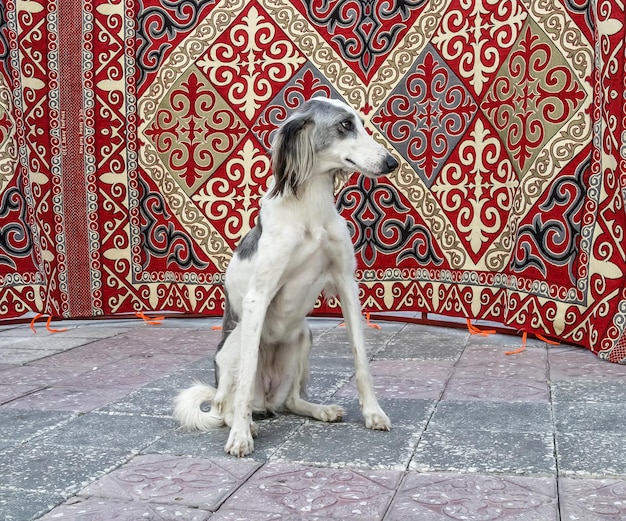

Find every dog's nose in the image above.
[384,154,399,173]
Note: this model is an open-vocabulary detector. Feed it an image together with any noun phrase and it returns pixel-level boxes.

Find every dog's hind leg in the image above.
[284,323,346,422]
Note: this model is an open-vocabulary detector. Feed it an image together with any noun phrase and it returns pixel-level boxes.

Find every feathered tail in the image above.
[172,383,224,431]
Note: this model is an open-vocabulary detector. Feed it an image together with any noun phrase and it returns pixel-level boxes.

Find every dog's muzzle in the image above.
[383,154,399,174]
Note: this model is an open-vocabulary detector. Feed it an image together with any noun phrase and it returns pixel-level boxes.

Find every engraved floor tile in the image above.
[386,472,558,520]
[217,462,402,520]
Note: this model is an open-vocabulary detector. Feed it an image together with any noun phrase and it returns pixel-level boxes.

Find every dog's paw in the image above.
[364,408,391,431]
[250,421,258,438]
[225,429,255,457]
[319,404,345,423]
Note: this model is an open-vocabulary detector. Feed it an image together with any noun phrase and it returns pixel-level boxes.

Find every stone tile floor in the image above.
[0,315,625,520]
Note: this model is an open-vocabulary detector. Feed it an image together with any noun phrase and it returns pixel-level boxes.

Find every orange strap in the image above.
[466,319,496,336]
[134,311,165,325]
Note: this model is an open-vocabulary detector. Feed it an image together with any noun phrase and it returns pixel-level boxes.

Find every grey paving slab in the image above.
[551,381,626,402]
[0,348,66,365]
[443,375,550,402]
[554,402,626,433]
[2,385,131,413]
[375,324,469,360]
[145,356,215,390]
[307,371,353,402]
[559,477,626,520]
[0,409,74,443]
[77,453,260,511]
[557,432,626,477]
[454,345,548,378]
[411,430,556,475]
[386,472,559,521]
[549,348,626,381]
[96,386,176,417]
[40,412,173,451]
[0,336,97,351]
[334,397,436,429]
[38,496,211,520]
[0,383,42,405]
[0,489,64,521]
[217,462,402,520]
[336,360,452,401]
[0,440,131,497]
[54,354,201,390]
[147,416,305,461]
[272,421,419,470]
[428,401,553,433]
[0,364,88,385]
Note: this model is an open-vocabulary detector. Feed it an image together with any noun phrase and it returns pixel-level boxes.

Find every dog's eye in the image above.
[341,119,354,132]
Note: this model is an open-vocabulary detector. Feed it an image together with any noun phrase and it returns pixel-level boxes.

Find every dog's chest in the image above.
[270,228,337,315]
[285,227,334,283]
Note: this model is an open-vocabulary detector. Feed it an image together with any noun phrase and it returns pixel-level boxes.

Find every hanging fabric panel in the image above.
[0,0,625,362]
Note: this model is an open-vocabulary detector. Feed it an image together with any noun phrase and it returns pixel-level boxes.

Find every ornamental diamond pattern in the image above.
[5,0,625,364]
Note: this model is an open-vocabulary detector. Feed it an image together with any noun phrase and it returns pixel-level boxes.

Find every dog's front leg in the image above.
[225,290,267,457]
[337,273,391,431]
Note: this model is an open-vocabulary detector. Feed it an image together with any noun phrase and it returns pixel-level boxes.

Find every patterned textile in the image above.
[1,0,625,362]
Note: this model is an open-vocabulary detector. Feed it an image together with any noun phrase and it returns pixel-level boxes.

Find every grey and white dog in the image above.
[173,97,398,457]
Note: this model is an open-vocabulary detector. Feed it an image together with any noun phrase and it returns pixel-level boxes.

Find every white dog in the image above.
[173,97,398,456]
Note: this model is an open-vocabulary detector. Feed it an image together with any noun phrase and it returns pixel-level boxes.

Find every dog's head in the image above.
[269,98,398,198]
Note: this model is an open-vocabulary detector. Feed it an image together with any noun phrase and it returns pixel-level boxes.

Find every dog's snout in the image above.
[384,154,399,173]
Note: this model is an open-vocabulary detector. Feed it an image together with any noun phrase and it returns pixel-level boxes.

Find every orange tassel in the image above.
[30,313,44,333]
[45,316,68,333]
[505,331,527,355]
[466,319,495,336]
[536,333,560,345]
[134,311,165,325]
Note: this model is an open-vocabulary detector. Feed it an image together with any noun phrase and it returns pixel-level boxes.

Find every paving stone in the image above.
[334,397,435,429]
[336,374,446,401]
[0,409,74,443]
[272,422,418,470]
[313,340,378,359]
[78,454,260,510]
[0,441,131,496]
[146,356,215,390]
[559,477,626,520]
[386,472,558,520]
[218,462,402,520]
[0,383,42,405]
[41,412,173,451]
[38,496,212,520]
[466,333,546,350]
[4,386,131,413]
[428,401,553,433]
[549,348,626,381]
[307,371,353,402]
[554,402,626,433]
[443,376,550,402]
[557,432,626,477]
[147,416,305,461]
[551,381,626,403]
[0,336,96,352]
[28,342,132,370]
[97,386,176,417]
[0,489,64,521]
[0,364,88,385]
[54,354,200,390]
[336,360,452,400]
[375,324,468,360]
[411,430,556,475]
[454,345,548,379]
[0,348,65,364]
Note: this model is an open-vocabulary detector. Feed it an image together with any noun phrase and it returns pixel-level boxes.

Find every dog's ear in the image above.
[269,114,315,198]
